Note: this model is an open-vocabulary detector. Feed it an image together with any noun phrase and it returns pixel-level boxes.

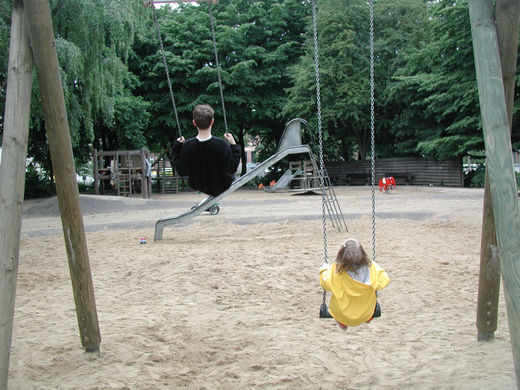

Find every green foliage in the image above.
[1,0,151,173]
[113,95,151,149]
[284,0,369,160]
[464,165,485,188]
[2,0,520,182]
[132,0,310,166]
[284,0,431,161]
[50,0,148,152]
[24,163,54,199]
[386,0,482,159]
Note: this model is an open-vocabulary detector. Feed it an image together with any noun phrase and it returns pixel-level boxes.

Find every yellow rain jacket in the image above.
[320,262,389,326]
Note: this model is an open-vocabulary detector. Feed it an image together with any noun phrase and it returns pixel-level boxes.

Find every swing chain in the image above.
[369,0,376,262]
[152,6,182,138]
[208,2,229,135]
[312,0,328,267]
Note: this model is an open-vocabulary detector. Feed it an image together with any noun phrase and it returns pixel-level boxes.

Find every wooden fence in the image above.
[325,157,463,187]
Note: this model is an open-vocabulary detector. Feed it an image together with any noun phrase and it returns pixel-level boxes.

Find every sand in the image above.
[6,186,517,389]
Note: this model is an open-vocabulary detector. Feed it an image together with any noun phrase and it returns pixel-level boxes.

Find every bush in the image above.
[78,181,94,193]
[464,166,520,189]
[24,164,54,199]
[464,165,486,188]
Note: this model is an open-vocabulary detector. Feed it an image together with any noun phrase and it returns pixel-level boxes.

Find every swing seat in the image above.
[373,301,381,318]
[319,303,333,318]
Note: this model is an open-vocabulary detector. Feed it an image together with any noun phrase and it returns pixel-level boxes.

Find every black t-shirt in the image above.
[173,136,241,197]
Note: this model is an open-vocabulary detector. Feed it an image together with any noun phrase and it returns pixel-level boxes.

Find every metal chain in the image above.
[152,6,182,138]
[312,0,328,265]
[369,0,376,262]
[208,2,229,134]
[312,0,329,308]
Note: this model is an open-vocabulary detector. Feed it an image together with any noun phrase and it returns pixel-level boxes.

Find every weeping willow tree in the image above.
[0,0,151,187]
[50,0,151,156]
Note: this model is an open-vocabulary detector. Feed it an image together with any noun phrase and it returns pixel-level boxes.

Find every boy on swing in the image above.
[173,104,241,199]
[320,238,389,330]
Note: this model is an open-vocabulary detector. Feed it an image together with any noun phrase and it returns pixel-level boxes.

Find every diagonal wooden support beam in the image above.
[24,0,101,354]
[469,1,520,387]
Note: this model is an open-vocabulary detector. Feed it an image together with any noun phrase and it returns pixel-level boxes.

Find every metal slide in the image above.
[154,145,315,240]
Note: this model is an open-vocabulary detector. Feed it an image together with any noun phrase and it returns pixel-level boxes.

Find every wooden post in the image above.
[116,151,120,196]
[93,149,99,195]
[477,177,500,341]
[24,0,101,352]
[469,1,520,387]
[0,1,33,387]
[140,147,148,198]
[476,0,520,342]
[146,149,152,198]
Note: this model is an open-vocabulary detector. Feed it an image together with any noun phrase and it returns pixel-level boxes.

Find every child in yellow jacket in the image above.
[319,238,390,329]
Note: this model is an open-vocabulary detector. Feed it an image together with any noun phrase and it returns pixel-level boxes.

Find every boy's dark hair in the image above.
[335,238,371,274]
[193,104,214,130]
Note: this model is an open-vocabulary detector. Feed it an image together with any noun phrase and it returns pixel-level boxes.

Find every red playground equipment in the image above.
[378,176,396,192]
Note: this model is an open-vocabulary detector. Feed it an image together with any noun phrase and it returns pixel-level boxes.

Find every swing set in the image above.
[1,1,520,388]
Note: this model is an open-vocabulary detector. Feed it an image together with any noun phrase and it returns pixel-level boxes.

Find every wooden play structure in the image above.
[0,1,519,389]
[287,160,320,191]
[93,148,152,198]
[267,159,320,192]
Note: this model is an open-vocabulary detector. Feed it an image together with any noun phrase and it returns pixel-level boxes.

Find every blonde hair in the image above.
[335,238,371,274]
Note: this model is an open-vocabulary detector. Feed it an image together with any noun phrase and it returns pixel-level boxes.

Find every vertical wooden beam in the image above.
[116,151,120,196]
[469,1,520,387]
[141,147,150,199]
[93,149,99,195]
[477,178,500,341]
[0,1,33,387]
[496,0,520,131]
[24,0,101,352]
[476,0,520,342]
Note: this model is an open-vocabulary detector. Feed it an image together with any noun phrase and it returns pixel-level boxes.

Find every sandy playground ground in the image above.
[6,185,517,389]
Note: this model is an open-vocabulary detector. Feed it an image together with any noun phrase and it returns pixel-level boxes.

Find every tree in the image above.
[284,0,432,161]
[132,0,310,172]
[50,0,149,156]
[1,0,150,188]
[385,0,483,160]
[284,0,371,161]
[374,0,432,158]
